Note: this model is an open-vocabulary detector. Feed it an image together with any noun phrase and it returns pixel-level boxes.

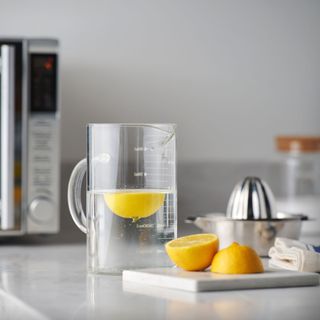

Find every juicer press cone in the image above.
[185,177,308,256]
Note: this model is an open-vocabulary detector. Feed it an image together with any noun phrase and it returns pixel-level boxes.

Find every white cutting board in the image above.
[123,267,319,292]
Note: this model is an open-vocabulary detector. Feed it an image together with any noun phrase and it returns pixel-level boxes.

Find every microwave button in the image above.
[29,197,54,223]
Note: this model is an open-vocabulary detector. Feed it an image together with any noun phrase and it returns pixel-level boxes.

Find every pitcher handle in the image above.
[67,159,87,233]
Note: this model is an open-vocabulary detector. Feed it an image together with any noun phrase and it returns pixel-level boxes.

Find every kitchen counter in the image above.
[0,243,319,320]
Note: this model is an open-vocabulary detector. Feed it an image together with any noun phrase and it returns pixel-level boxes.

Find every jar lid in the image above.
[276,136,320,152]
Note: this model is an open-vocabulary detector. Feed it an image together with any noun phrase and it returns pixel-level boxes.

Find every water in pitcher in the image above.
[87,189,177,273]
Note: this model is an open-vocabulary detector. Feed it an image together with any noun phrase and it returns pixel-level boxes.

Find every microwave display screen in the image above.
[30,54,57,112]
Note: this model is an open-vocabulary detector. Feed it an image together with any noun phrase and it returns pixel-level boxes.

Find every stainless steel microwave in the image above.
[0,38,60,235]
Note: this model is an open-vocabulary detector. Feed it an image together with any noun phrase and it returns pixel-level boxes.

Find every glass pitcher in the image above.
[68,124,177,274]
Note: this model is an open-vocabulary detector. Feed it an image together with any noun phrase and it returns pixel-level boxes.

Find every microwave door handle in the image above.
[0,45,15,230]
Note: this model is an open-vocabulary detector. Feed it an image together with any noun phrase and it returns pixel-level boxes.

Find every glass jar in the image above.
[275,136,320,236]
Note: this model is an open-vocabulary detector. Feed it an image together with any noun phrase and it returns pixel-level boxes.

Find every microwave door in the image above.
[0,45,15,230]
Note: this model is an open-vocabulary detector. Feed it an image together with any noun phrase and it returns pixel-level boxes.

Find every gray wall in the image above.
[1,0,320,163]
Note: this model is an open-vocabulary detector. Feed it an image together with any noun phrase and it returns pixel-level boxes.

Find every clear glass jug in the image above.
[68,124,177,274]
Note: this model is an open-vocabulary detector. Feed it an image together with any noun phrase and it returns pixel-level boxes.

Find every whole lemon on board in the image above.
[165,234,219,271]
[211,242,264,274]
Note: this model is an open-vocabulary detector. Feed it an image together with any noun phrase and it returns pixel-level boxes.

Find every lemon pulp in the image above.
[104,190,166,221]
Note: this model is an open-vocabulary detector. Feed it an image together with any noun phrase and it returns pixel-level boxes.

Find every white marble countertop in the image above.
[0,243,319,320]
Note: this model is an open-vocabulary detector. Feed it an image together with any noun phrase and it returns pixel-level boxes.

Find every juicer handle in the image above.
[68,159,88,233]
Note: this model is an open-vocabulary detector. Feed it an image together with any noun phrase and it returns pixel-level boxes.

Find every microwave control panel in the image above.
[26,40,60,233]
[27,116,60,233]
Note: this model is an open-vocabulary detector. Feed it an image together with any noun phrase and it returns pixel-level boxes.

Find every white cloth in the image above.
[268,237,320,272]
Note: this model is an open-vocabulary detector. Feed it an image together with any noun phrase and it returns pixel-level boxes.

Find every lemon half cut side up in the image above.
[165,234,219,271]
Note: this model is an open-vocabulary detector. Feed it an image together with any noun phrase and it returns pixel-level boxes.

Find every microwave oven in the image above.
[0,38,60,235]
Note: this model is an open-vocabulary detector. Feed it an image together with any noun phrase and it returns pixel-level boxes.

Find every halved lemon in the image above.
[104,191,165,221]
[211,242,264,274]
[165,234,219,271]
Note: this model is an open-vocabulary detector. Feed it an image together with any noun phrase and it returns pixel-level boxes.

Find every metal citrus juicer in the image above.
[186,177,308,256]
